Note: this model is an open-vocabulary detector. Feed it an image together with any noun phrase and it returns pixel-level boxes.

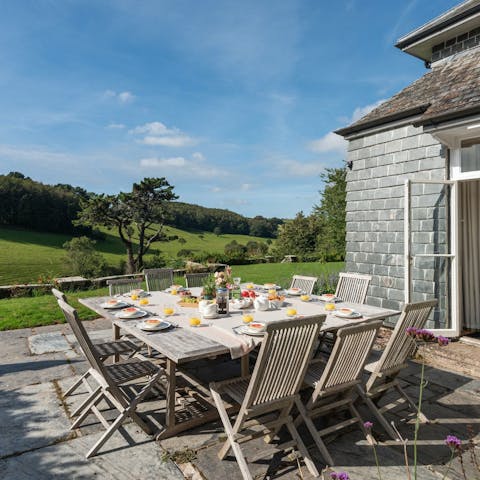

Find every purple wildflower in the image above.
[406,326,418,337]
[330,473,350,480]
[445,435,462,451]
[415,329,435,342]
[364,421,373,429]
[437,335,450,346]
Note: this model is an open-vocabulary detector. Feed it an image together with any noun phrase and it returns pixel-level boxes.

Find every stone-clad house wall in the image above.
[345,124,447,327]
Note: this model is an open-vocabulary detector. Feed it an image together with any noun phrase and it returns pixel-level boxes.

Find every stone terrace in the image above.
[1,320,480,479]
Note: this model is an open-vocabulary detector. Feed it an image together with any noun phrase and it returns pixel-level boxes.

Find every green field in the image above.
[0,226,270,285]
[0,262,344,331]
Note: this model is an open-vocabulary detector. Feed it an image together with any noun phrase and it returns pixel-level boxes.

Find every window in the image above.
[460,137,480,173]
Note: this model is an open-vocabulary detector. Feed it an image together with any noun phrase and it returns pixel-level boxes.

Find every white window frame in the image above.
[450,136,480,180]
[404,178,460,337]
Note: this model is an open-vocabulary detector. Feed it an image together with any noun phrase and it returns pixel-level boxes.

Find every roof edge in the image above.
[414,104,480,127]
[395,2,480,50]
[335,104,431,138]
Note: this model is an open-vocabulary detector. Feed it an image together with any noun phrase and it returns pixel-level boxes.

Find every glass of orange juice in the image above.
[189,314,201,327]
[242,311,254,324]
[163,303,175,316]
[325,302,336,311]
[139,297,149,306]
[286,307,297,317]
[131,294,139,301]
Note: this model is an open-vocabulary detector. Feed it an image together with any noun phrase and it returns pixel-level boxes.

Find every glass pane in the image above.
[410,183,450,255]
[411,256,451,329]
[461,137,480,173]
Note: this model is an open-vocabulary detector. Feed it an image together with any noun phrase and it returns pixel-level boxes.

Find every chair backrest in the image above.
[311,320,382,403]
[185,272,210,288]
[144,268,174,292]
[335,272,372,303]
[107,277,143,296]
[56,299,109,378]
[52,288,67,302]
[244,315,325,409]
[289,275,317,295]
[57,299,128,406]
[370,299,438,379]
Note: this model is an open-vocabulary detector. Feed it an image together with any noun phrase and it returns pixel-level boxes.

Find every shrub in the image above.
[62,236,108,278]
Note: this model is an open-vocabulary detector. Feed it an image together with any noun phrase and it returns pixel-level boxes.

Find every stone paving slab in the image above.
[0,381,72,458]
[28,331,73,355]
[0,424,184,480]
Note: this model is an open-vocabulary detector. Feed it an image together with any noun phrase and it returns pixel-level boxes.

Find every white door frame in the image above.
[404,178,460,337]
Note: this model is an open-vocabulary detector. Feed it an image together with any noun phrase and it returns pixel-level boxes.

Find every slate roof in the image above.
[336,47,480,137]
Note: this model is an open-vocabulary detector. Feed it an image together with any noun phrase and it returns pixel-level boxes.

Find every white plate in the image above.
[334,310,362,319]
[101,301,129,309]
[115,308,148,319]
[318,294,341,302]
[286,288,304,296]
[237,325,266,336]
[136,319,171,331]
[263,284,281,290]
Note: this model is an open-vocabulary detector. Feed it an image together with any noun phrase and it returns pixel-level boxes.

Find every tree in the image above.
[63,236,108,277]
[272,212,320,259]
[75,177,177,273]
[312,167,346,261]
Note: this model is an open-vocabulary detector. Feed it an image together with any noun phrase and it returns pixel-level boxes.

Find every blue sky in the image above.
[0,0,460,218]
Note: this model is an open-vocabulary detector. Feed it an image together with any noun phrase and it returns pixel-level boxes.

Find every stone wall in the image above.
[345,124,449,327]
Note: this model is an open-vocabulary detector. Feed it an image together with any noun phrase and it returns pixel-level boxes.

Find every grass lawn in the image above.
[0,225,269,284]
[0,261,344,331]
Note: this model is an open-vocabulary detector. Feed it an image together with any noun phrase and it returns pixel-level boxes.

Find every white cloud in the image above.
[118,91,135,103]
[240,183,253,191]
[131,121,196,147]
[142,135,195,147]
[307,98,386,155]
[350,99,386,123]
[307,132,347,154]
[210,186,223,193]
[103,90,135,104]
[276,159,324,177]
[139,152,224,177]
[192,152,205,161]
[107,123,126,129]
[140,157,187,168]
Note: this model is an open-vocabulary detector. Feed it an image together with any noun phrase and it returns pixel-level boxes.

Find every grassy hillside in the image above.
[0,225,270,284]
[0,262,344,331]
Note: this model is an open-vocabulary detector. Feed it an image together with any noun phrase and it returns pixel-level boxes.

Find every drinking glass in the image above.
[163,303,175,316]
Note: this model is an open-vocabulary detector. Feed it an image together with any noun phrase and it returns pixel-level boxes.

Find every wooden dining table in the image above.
[79,287,400,438]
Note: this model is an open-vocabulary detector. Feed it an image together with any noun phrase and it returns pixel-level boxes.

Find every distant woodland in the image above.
[0,172,283,238]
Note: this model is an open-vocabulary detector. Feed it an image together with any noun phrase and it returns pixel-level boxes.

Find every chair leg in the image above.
[71,390,105,430]
[63,371,92,398]
[349,402,376,446]
[295,400,334,467]
[356,385,398,441]
[395,384,429,422]
[71,385,102,418]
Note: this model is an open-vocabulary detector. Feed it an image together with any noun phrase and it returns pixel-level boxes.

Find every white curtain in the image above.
[461,180,480,330]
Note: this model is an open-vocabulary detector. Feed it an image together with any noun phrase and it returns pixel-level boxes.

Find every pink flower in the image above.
[445,435,461,450]
[364,421,373,429]
[331,473,350,480]
[437,335,450,346]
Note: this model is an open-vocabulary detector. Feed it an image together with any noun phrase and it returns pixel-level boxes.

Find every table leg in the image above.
[241,354,249,377]
[113,324,120,363]
[166,358,177,429]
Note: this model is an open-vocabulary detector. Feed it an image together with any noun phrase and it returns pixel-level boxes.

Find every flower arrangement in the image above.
[214,265,233,288]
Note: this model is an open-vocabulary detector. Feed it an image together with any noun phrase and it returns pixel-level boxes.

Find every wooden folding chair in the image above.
[52,288,139,403]
[144,268,174,292]
[357,299,437,439]
[185,272,210,288]
[210,315,326,480]
[57,299,165,458]
[289,275,317,295]
[297,321,382,466]
[335,272,372,303]
[107,277,143,296]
